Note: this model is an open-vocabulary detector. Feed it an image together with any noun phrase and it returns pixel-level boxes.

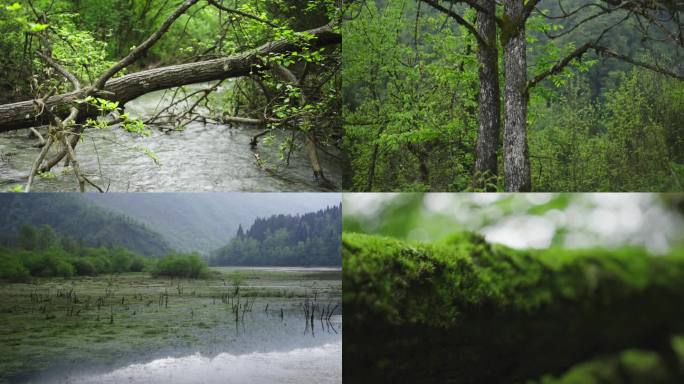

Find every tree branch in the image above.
[206,0,279,28]
[0,24,340,132]
[421,0,490,48]
[93,0,201,90]
[528,42,684,90]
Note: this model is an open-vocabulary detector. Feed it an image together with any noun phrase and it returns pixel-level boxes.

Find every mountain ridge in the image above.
[83,193,341,254]
[0,194,172,256]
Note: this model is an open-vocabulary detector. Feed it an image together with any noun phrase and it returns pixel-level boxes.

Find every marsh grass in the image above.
[0,267,341,383]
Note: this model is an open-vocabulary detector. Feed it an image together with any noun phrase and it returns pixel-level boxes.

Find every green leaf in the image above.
[29,23,49,32]
[6,2,21,11]
[8,184,23,192]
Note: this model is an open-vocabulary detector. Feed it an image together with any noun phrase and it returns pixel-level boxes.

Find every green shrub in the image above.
[153,253,208,278]
[0,252,30,282]
[129,256,147,272]
[41,254,75,277]
[109,248,134,273]
[71,258,97,276]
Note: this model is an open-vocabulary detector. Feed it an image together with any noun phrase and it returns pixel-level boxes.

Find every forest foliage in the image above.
[0,0,337,101]
[0,223,210,281]
[0,224,150,280]
[0,0,342,190]
[211,204,342,266]
[342,0,684,191]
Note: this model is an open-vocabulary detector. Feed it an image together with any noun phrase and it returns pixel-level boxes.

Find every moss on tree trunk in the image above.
[342,232,684,383]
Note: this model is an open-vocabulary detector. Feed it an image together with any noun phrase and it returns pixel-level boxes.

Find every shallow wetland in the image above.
[0,267,342,383]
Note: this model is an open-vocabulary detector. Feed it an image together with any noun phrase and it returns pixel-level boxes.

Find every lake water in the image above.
[6,267,342,384]
[28,312,342,384]
[42,341,341,384]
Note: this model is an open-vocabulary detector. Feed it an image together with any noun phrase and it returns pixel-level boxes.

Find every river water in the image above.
[0,84,342,192]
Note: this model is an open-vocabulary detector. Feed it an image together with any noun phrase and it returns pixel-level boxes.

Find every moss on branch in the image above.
[343,232,684,383]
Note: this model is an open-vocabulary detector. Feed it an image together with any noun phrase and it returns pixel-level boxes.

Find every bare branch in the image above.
[528,42,683,90]
[206,0,279,28]
[93,0,201,90]
[421,0,490,48]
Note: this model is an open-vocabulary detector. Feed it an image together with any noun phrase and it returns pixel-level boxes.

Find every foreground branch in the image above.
[0,24,340,132]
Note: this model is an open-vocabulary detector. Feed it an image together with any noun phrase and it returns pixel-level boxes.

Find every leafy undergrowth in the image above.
[343,232,684,383]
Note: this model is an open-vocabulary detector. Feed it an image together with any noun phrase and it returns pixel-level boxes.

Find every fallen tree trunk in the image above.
[343,232,684,383]
[0,24,340,133]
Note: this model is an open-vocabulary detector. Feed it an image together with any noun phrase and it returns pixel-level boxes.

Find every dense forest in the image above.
[0,194,172,255]
[0,222,209,281]
[0,223,150,280]
[211,204,342,266]
[0,0,342,191]
[343,0,684,192]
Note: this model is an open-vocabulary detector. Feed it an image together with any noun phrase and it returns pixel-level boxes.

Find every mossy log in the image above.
[342,232,684,383]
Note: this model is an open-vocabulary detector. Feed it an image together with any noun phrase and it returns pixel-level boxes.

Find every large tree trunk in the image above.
[473,0,501,191]
[0,24,340,132]
[502,0,531,192]
[365,132,383,192]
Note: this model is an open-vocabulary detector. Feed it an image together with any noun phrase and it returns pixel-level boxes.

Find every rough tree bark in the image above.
[502,0,531,192]
[0,24,340,132]
[473,0,500,190]
[423,0,502,190]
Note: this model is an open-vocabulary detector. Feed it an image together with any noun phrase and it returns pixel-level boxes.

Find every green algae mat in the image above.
[342,232,684,383]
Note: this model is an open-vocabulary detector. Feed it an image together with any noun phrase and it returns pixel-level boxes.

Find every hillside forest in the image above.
[0,194,342,274]
[343,0,684,192]
[0,193,172,255]
[211,204,342,266]
[0,0,342,192]
[0,222,209,280]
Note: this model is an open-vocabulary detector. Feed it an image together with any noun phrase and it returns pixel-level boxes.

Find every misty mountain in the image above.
[0,194,171,256]
[83,193,341,254]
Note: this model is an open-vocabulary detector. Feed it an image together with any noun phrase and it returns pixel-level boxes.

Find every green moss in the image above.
[343,232,684,383]
[344,232,684,329]
[538,349,672,384]
[500,14,522,47]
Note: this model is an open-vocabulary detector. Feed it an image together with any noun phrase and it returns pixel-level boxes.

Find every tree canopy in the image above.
[211,204,342,266]
[342,0,684,192]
